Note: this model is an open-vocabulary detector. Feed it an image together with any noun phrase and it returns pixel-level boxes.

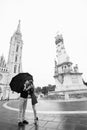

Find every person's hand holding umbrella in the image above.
[23,80,33,91]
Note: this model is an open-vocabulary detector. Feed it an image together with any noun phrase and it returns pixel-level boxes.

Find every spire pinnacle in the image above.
[17,20,21,33]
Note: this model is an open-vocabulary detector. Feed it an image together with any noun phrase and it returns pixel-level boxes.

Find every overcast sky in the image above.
[0,0,87,87]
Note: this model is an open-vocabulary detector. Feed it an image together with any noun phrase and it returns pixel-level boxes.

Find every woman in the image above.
[24,80,38,125]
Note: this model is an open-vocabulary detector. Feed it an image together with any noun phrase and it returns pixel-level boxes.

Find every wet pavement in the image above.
[6,99,87,112]
[1,99,87,130]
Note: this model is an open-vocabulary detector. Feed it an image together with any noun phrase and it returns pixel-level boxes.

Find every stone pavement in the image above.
[23,113,87,130]
[1,101,87,130]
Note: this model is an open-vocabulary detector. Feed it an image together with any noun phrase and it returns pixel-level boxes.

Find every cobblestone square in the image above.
[1,100,87,130]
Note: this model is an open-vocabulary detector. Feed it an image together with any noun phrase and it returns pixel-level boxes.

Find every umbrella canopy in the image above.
[9,72,33,93]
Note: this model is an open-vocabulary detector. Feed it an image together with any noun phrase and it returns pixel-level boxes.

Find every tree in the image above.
[47,84,56,92]
[35,87,42,94]
[41,86,48,95]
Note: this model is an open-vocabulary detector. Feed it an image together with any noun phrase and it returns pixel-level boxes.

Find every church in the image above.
[0,20,23,99]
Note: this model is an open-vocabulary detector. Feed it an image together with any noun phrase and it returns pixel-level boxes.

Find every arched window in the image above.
[18,64,20,73]
[15,55,17,62]
[14,65,17,73]
[16,45,19,52]
[0,87,2,93]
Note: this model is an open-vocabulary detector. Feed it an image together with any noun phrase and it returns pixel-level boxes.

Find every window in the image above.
[16,45,19,52]
[18,64,20,73]
[65,65,66,68]
[14,65,17,73]
[15,55,17,62]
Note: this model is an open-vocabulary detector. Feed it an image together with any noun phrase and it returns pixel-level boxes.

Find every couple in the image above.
[18,79,38,126]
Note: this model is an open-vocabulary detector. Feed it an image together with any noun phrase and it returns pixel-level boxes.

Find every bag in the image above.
[31,93,38,105]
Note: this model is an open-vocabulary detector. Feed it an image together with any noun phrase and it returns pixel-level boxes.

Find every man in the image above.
[18,80,30,126]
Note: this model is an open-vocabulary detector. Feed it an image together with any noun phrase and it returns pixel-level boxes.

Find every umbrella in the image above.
[9,72,33,93]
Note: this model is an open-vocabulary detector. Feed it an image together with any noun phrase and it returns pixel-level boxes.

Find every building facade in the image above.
[0,20,23,99]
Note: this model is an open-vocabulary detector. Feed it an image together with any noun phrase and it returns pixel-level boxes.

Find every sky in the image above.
[0,0,87,87]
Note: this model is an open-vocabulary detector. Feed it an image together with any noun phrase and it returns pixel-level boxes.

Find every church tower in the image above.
[7,20,23,82]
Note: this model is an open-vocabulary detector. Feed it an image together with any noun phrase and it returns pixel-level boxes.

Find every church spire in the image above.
[7,20,23,78]
[16,20,21,33]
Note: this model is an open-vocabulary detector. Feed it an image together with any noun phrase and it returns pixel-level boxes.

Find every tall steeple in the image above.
[16,20,21,33]
[7,20,23,82]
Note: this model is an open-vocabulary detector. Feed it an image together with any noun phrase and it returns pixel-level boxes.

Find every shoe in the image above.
[35,117,38,121]
[23,120,29,124]
[18,122,24,126]
[36,117,38,120]
[34,117,38,125]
